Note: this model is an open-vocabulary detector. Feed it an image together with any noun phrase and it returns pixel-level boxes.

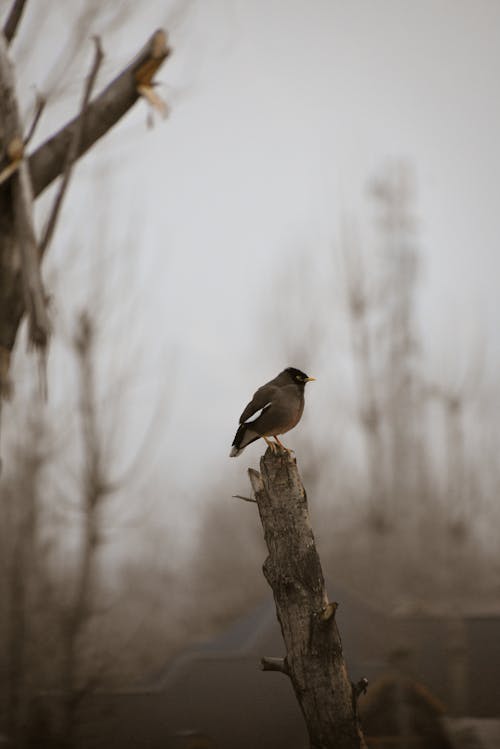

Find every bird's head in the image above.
[284,367,316,385]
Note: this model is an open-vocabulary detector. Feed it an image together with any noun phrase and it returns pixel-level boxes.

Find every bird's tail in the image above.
[229,423,260,457]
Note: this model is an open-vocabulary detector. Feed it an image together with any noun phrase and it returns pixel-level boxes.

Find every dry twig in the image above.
[2,0,28,46]
[232,493,257,504]
[39,36,104,258]
[23,92,45,147]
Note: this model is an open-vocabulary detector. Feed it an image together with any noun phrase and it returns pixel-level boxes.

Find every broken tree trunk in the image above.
[248,449,367,749]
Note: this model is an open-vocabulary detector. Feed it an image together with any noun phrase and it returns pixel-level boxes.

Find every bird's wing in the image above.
[251,384,303,436]
[239,383,277,424]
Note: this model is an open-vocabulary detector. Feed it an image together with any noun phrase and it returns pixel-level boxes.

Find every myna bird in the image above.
[229,367,316,457]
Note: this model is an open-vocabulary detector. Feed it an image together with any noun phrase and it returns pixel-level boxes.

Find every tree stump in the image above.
[248,448,367,749]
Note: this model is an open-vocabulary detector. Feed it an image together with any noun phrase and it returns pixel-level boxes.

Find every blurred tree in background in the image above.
[0,2,176,745]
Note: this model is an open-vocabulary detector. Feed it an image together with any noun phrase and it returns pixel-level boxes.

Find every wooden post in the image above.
[248,448,367,749]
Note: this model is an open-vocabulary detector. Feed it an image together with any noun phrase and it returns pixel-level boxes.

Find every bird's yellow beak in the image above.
[305,377,316,382]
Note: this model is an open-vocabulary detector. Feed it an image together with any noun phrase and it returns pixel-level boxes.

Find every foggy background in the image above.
[1,0,500,744]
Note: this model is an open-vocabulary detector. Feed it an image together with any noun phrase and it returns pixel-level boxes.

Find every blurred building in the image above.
[42,590,500,748]
[391,604,500,719]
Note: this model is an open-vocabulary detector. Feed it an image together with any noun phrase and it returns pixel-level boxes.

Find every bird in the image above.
[229,367,316,457]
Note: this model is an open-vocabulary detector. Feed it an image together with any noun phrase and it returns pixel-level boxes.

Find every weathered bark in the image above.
[248,449,367,749]
[0,27,170,393]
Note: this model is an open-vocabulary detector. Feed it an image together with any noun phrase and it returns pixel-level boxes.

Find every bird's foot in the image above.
[264,437,278,453]
[273,437,294,455]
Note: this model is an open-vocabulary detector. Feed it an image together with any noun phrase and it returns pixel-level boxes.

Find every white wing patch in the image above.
[243,402,272,424]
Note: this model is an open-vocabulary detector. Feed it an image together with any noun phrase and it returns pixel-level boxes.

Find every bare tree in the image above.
[0,302,170,745]
[341,222,387,529]
[369,164,425,511]
[57,311,117,748]
[0,0,170,406]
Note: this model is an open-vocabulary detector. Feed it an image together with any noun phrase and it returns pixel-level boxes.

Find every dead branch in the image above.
[39,36,104,259]
[0,33,50,348]
[2,0,28,46]
[13,156,51,348]
[29,29,170,200]
[260,656,289,675]
[232,493,257,504]
[248,449,367,749]
[23,92,45,147]
[0,152,20,185]
[352,678,369,700]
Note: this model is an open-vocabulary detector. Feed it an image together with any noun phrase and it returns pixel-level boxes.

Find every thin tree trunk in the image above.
[59,312,107,747]
[248,449,367,749]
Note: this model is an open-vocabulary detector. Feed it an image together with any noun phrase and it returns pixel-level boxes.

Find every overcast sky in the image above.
[7,0,500,541]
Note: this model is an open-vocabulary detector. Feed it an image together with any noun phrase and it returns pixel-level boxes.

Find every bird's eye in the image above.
[296,375,302,381]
